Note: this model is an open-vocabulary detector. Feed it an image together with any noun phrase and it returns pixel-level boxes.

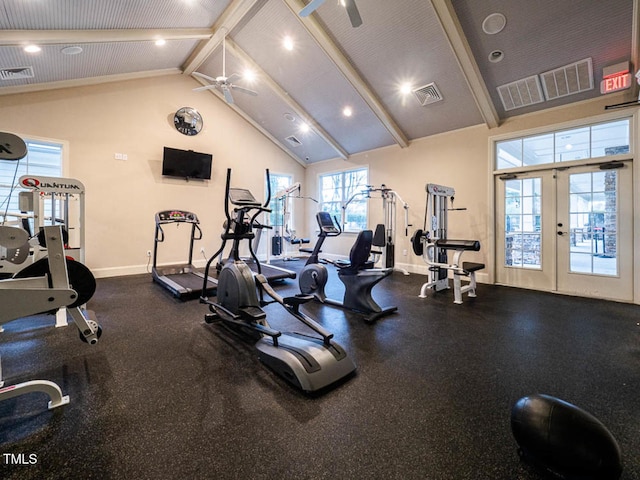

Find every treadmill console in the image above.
[229,188,261,207]
[156,210,198,224]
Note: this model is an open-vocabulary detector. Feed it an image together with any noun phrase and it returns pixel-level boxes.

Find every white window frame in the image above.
[0,136,65,225]
[318,167,368,232]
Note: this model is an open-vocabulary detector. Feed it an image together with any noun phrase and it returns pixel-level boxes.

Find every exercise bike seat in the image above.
[337,230,375,275]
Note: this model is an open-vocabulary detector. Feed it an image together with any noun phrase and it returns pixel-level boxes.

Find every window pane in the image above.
[523,133,553,166]
[593,119,630,157]
[0,139,63,221]
[555,127,589,162]
[567,171,618,276]
[319,168,368,232]
[503,177,541,269]
[495,118,632,172]
[496,139,522,169]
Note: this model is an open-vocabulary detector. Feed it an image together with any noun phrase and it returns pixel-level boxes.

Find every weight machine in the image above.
[272,182,316,260]
[411,183,485,304]
[0,132,101,411]
[1,173,88,327]
[343,184,411,275]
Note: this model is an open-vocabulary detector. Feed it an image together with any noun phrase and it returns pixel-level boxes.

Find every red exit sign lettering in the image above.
[600,73,632,94]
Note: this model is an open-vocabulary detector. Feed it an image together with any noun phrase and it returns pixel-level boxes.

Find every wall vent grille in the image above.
[540,58,593,101]
[0,66,34,80]
[497,75,545,111]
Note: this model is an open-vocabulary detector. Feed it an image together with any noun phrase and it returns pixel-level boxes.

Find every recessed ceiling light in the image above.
[61,46,83,55]
[299,123,310,133]
[155,39,166,46]
[284,113,296,122]
[400,83,413,95]
[488,50,504,63]
[342,106,353,117]
[24,45,41,53]
[243,68,256,83]
[283,36,294,51]
[482,13,506,35]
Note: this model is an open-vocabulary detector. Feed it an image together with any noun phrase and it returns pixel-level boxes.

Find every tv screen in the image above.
[162,147,212,180]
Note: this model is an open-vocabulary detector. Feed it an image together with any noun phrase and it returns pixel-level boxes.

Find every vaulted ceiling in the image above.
[0,0,637,166]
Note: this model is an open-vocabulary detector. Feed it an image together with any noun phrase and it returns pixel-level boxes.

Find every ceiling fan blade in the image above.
[192,71,217,83]
[344,0,362,27]
[231,85,258,96]
[299,0,326,17]
[221,85,234,104]
[192,85,218,92]
[226,73,241,83]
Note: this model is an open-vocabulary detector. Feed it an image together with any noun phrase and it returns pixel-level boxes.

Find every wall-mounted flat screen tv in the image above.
[162,147,213,180]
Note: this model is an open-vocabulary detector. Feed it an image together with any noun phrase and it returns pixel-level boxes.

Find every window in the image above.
[504,178,542,269]
[266,173,292,228]
[0,139,63,222]
[319,167,368,232]
[496,118,630,170]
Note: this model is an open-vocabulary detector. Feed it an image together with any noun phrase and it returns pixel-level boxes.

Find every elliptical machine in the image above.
[299,211,397,323]
[200,169,356,393]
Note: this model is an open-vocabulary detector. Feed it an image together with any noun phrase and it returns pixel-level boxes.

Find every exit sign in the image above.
[600,73,632,94]
[600,61,632,94]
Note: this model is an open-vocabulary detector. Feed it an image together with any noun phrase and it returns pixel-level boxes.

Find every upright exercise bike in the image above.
[200,169,356,392]
[299,211,397,323]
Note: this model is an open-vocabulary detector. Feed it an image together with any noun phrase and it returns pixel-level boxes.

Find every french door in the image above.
[495,161,633,301]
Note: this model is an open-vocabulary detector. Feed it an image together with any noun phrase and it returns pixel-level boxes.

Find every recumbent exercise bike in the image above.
[299,211,397,323]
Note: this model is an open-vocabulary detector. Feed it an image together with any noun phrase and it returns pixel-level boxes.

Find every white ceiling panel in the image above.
[0,0,635,164]
[0,40,199,86]
[0,0,232,29]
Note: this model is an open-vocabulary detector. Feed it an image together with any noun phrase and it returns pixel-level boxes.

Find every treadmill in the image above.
[245,222,296,282]
[216,200,296,284]
[152,210,217,299]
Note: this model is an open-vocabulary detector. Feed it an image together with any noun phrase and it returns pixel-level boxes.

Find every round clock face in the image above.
[174,107,203,136]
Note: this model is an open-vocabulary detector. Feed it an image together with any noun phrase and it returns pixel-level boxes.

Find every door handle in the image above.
[557,231,569,236]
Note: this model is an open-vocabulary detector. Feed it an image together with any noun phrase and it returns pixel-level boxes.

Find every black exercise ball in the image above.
[511,394,622,479]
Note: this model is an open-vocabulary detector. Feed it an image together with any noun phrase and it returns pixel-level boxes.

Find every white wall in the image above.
[0,74,306,277]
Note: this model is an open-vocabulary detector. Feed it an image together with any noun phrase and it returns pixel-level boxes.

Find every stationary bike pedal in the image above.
[283,294,313,307]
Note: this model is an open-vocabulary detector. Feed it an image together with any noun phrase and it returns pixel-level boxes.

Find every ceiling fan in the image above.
[299,0,362,28]
[192,36,257,104]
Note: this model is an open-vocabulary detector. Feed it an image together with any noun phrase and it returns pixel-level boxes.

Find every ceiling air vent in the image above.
[540,58,593,101]
[285,135,302,147]
[412,82,443,106]
[497,75,545,111]
[0,66,34,80]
